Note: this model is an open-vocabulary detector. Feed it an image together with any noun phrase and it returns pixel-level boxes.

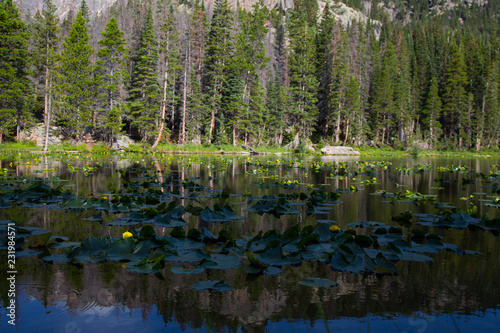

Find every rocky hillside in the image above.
[14,0,116,19]
[15,0,372,26]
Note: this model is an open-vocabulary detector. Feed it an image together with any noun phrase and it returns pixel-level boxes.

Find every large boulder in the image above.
[18,123,63,147]
[114,134,134,150]
[320,146,360,155]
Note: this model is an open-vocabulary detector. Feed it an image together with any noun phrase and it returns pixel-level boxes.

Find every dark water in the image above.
[1,153,499,332]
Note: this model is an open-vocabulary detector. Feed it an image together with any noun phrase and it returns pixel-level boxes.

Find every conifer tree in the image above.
[345,77,363,145]
[96,16,128,147]
[315,4,335,138]
[484,61,500,148]
[53,10,94,138]
[442,42,468,147]
[204,0,234,143]
[328,25,349,143]
[153,5,181,149]
[370,42,398,144]
[422,78,442,147]
[229,1,268,145]
[128,6,160,142]
[287,1,319,144]
[31,0,59,152]
[0,0,30,142]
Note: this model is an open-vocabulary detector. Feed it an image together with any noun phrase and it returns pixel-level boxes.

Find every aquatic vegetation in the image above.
[1,153,499,299]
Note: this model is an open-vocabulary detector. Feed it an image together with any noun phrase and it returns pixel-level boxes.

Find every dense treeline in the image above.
[1,0,499,150]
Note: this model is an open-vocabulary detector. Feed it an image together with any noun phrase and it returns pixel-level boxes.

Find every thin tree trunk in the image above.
[344,118,350,145]
[170,76,176,127]
[43,79,52,154]
[335,107,341,143]
[152,68,168,150]
[181,41,189,145]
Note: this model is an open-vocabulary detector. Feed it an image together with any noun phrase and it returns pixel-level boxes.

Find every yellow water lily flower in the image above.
[122,231,133,239]
[329,225,341,233]
[101,196,108,200]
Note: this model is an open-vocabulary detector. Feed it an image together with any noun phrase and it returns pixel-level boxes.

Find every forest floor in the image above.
[0,141,498,157]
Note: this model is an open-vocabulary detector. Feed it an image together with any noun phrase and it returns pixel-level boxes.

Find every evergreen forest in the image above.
[1,0,500,151]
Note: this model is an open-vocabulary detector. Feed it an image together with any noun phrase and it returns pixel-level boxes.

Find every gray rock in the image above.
[114,134,134,150]
[18,123,62,147]
[320,146,360,155]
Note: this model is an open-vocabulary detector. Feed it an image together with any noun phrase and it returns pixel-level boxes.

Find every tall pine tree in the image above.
[53,10,94,138]
[128,6,160,142]
[0,0,30,142]
[96,16,128,147]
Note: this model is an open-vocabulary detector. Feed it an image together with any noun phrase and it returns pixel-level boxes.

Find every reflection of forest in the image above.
[13,244,500,331]
[1,155,499,331]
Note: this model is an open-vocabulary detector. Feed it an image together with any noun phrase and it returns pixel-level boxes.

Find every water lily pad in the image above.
[299,277,338,288]
[170,265,205,275]
[190,280,233,292]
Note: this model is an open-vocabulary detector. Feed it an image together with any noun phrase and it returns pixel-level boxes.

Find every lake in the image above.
[1,152,499,332]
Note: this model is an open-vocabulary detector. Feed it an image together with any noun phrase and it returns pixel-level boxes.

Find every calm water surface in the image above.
[0,153,499,332]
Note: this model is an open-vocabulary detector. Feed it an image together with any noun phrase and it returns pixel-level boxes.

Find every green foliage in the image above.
[53,11,94,137]
[128,7,160,142]
[0,0,30,141]
[96,16,128,147]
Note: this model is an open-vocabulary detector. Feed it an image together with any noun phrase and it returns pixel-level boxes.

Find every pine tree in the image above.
[442,42,468,147]
[369,41,398,144]
[128,6,160,142]
[422,78,442,147]
[393,33,412,143]
[153,5,181,149]
[31,0,59,152]
[96,16,128,147]
[484,61,500,148]
[328,25,349,143]
[0,0,30,142]
[53,10,94,138]
[345,77,363,145]
[228,1,269,145]
[315,4,335,139]
[204,0,234,143]
[287,1,319,144]
[79,0,89,20]
[266,75,288,145]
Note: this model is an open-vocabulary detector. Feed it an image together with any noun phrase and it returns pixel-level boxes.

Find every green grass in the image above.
[357,146,500,157]
[49,141,90,152]
[155,143,292,154]
[0,141,38,151]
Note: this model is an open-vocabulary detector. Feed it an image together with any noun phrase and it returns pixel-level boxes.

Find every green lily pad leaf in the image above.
[42,253,72,263]
[365,252,397,275]
[173,238,205,250]
[191,280,233,292]
[126,254,165,274]
[257,251,302,267]
[299,277,338,288]
[15,250,43,257]
[106,238,135,262]
[354,235,374,248]
[330,251,366,273]
[80,236,117,256]
[202,254,242,270]
[316,219,337,224]
[306,243,334,253]
[314,224,334,242]
[107,220,141,226]
[171,265,205,275]
[50,241,81,249]
[348,221,387,228]
[400,252,433,262]
[163,249,208,263]
[83,213,103,221]
[262,266,283,275]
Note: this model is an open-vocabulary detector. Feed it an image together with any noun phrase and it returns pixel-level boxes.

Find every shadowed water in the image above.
[0,153,499,332]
